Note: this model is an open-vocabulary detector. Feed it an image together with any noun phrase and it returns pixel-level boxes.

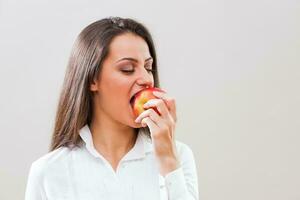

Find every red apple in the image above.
[131,87,165,118]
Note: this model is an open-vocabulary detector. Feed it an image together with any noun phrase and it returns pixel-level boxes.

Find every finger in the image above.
[137,108,171,131]
[135,108,160,124]
[152,91,177,122]
[143,99,169,118]
[168,99,177,122]
[141,117,159,135]
[153,91,176,111]
[144,99,177,124]
[141,116,171,140]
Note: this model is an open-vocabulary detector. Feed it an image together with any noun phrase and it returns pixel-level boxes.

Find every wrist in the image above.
[158,157,180,176]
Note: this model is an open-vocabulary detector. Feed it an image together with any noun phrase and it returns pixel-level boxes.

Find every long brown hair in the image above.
[50,17,160,151]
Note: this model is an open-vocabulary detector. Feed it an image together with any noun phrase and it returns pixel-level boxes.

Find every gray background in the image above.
[0,0,299,199]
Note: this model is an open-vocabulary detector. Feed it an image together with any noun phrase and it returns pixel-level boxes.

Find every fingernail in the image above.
[153,91,165,98]
[153,91,161,96]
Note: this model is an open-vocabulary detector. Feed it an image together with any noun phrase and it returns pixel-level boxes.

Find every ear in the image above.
[90,79,99,92]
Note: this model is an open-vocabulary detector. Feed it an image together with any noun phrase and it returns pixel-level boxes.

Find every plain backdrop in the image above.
[0,0,299,199]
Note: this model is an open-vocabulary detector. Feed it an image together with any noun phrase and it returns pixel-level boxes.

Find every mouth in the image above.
[129,89,144,107]
[130,96,135,107]
[130,87,154,108]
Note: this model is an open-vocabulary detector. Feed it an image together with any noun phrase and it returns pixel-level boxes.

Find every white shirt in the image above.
[25,125,199,200]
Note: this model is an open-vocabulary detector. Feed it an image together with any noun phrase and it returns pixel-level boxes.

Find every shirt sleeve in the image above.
[25,161,47,200]
[160,143,199,200]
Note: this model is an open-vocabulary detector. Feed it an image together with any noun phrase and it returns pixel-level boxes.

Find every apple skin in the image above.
[131,87,165,118]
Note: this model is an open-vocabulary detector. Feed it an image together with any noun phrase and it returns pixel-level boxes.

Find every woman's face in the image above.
[90,33,154,128]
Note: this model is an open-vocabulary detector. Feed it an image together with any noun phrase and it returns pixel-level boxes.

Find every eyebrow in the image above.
[115,57,153,64]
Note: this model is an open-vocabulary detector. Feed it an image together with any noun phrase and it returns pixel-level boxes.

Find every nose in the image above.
[136,68,153,88]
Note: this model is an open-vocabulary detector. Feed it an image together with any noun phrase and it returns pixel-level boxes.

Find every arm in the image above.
[25,161,47,200]
[160,143,199,200]
[135,90,199,199]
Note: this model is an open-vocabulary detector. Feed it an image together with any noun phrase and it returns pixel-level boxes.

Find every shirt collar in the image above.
[79,125,153,161]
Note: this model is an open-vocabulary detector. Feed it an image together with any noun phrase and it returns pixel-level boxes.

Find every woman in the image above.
[25,17,199,200]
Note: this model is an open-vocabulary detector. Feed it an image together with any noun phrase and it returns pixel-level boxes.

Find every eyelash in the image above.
[121,69,155,74]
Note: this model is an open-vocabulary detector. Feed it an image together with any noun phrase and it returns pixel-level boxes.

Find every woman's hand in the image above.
[134,90,179,176]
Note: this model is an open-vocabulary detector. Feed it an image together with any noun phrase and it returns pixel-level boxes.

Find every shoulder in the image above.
[28,146,77,178]
[32,147,72,166]
[26,147,81,199]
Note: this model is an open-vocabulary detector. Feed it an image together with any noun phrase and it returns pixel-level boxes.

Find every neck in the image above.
[90,112,137,159]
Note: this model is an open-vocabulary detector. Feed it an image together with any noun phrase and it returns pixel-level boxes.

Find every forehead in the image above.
[107,33,151,61]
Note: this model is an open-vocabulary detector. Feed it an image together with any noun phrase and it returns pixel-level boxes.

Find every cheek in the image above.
[104,72,128,88]
[103,75,132,101]
[109,76,131,91]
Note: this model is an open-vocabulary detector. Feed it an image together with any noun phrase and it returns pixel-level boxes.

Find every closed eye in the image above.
[121,70,134,74]
[146,69,155,73]
[121,69,155,74]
